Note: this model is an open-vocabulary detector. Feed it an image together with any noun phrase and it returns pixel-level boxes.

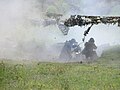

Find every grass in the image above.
[0,46,120,90]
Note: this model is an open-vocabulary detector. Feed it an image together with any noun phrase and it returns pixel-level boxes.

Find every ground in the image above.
[0,46,120,90]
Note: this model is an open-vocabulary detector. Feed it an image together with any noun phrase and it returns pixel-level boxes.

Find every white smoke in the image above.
[0,0,44,60]
[0,0,67,60]
[0,0,120,61]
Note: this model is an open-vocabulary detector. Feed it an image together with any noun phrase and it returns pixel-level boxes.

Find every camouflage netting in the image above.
[64,15,120,27]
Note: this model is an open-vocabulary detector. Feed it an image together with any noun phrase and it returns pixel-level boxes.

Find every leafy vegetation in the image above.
[0,46,120,90]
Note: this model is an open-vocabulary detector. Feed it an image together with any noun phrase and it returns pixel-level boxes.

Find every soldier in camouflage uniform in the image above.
[59,39,77,60]
[82,38,98,60]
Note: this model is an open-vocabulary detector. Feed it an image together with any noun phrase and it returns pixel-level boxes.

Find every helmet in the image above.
[70,38,76,43]
[89,38,95,42]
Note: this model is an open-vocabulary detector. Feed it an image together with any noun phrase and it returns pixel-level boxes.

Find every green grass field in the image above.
[0,46,120,90]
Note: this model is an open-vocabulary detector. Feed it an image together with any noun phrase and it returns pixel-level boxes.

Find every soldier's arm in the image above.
[85,42,88,47]
[93,44,97,49]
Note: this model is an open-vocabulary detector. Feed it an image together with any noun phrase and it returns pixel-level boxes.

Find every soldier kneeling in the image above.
[82,38,98,60]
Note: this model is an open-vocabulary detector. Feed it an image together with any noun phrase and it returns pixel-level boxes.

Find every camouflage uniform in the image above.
[59,39,77,60]
[59,41,72,60]
[82,38,98,60]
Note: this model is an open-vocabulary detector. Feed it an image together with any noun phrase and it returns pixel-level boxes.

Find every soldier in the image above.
[82,38,98,60]
[59,40,72,60]
[59,38,77,60]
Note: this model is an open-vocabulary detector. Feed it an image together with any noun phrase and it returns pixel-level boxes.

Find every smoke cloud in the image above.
[0,0,120,61]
